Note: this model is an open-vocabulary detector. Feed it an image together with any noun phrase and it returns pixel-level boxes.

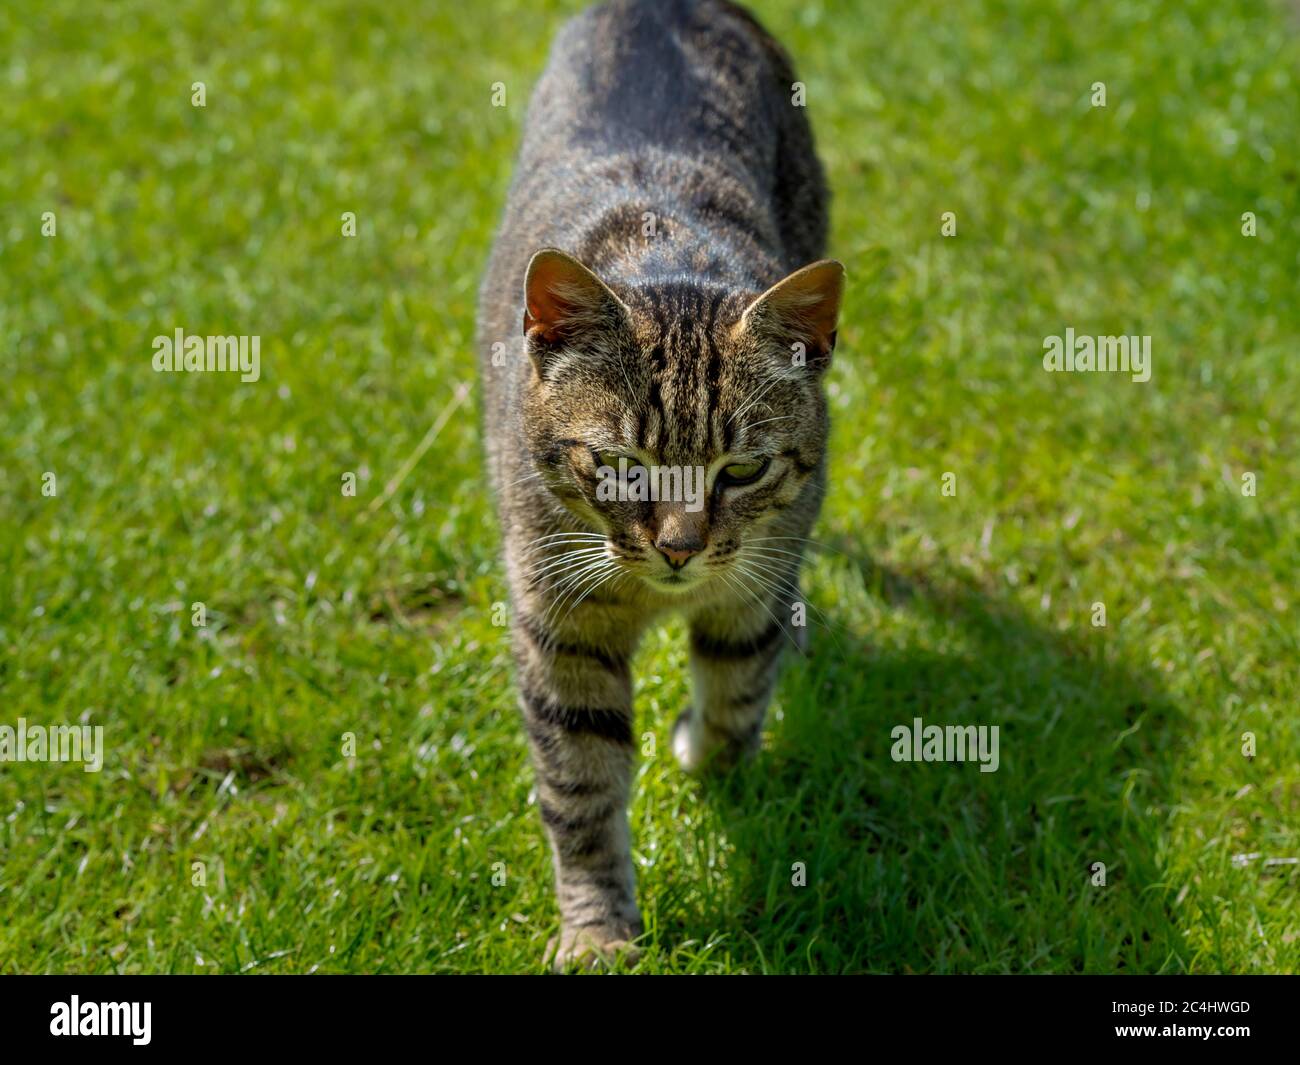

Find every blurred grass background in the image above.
[0,0,1296,973]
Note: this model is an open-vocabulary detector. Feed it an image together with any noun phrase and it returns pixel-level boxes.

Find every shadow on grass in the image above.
[668,550,1184,974]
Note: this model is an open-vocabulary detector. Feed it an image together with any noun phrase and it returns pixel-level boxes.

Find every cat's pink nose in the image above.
[656,541,703,569]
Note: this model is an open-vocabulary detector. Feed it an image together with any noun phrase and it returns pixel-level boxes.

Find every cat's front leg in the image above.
[512,607,644,970]
[675,587,799,772]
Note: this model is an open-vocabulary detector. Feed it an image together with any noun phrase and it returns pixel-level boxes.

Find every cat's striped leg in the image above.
[675,590,798,772]
[512,606,644,970]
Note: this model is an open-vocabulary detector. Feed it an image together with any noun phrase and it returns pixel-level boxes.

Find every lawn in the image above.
[0,0,1296,974]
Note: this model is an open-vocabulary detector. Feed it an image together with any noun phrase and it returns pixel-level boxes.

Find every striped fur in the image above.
[477,0,842,969]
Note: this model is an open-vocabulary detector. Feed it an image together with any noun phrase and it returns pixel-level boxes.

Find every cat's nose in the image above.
[655,538,704,569]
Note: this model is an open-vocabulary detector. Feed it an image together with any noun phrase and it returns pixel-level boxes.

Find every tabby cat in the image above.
[477,0,843,969]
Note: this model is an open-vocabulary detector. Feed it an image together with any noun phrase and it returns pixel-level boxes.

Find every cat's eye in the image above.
[594,450,636,472]
[718,458,770,486]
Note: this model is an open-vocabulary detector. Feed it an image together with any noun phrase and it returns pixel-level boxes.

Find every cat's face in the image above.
[519,250,843,596]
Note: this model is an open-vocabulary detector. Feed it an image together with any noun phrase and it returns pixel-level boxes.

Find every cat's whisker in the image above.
[738,544,814,572]
[735,555,846,654]
[522,538,607,563]
[741,414,798,430]
[527,547,610,584]
[715,570,751,607]
[613,352,638,405]
[530,553,611,589]
[540,555,617,631]
[526,541,609,562]
[747,534,832,549]
[742,545,808,563]
[739,552,834,611]
[526,551,602,572]
[554,549,612,587]
[729,365,791,426]
[523,531,606,550]
[544,569,613,635]
[733,557,798,606]
[738,558,814,615]
[553,561,624,631]
[524,539,606,564]
[745,534,852,563]
[720,565,803,655]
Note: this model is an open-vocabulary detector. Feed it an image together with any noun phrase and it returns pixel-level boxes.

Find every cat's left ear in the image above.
[736,260,845,368]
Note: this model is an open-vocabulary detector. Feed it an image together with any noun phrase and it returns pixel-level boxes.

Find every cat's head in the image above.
[518,248,843,596]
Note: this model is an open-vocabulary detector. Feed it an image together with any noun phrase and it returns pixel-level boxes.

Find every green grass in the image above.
[1,0,1297,974]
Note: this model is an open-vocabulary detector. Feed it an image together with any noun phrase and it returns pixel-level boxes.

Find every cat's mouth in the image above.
[640,566,710,595]
[605,540,714,594]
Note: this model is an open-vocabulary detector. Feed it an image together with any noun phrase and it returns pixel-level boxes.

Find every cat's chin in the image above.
[642,572,708,596]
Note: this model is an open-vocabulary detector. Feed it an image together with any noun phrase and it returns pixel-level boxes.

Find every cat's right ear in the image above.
[523,249,629,371]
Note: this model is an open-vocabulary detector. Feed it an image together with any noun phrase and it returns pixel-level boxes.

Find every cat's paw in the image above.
[547,924,642,972]
[672,708,756,773]
[671,707,708,773]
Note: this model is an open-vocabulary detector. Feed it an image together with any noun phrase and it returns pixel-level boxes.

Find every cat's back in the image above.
[521,0,794,164]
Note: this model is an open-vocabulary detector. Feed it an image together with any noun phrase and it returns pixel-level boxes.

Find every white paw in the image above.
[671,708,705,772]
